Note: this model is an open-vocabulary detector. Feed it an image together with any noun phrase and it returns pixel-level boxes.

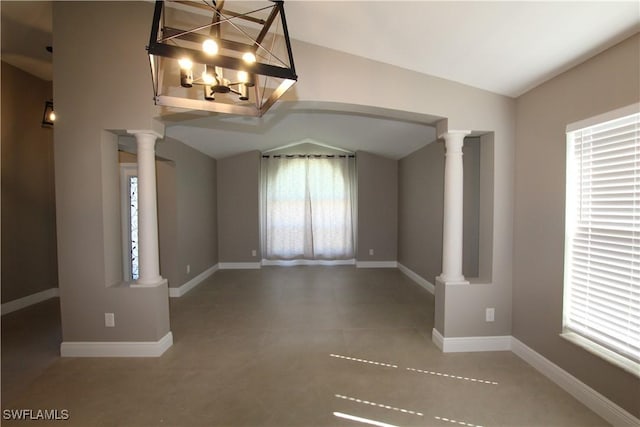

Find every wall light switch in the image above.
[105,313,115,327]
[485,308,495,322]
[186,264,191,274]
[251,250,257,257]
[369,249,374,256]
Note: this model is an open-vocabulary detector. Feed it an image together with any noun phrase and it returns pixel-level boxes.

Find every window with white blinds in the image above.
[564,105,640,368]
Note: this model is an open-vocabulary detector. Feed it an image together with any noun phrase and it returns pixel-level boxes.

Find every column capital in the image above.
[127,129,163,140]
[440,130,471,155]
[438,130,472,140]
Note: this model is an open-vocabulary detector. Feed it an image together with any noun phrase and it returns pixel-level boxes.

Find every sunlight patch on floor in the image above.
[334,394,423,417]
[329,353,398,368]
[329,353,499,384]
[406,367,498,385]
[333,412,400,427]
[434,415,484,427]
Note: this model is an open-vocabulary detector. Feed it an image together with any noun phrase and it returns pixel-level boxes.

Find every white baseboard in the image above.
[169,264,218,297]
[432,328,511,353]
[218,262,261,270]
[60,332,173,357]
[1,287,59,315]
[356,261,398,268]
[431,331,639,426]
[262,259,355,267]
[511,337,640,427]
[397,263,435,294]
[432,328,445,351]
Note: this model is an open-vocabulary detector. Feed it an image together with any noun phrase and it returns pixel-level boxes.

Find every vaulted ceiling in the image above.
[2,1,638,159]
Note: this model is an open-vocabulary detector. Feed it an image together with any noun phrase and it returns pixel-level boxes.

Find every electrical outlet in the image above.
[369,249,374,256]
[485,308,495,322]
[105,313,115,327]
[186,264,190,274]
[251,249,257,257]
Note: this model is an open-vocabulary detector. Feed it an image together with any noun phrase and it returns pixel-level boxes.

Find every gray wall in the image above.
[356,151,398,262]
[398,142,444,282]
[462,139,480,278]
[53,1,169,343]
[398,138,481,284]
[156,138,218,286]
[1,61,58,303]
[217,151,261,263]
[513,34,640,416]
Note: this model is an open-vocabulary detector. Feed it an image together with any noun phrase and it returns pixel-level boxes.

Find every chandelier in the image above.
[147,0,297,117]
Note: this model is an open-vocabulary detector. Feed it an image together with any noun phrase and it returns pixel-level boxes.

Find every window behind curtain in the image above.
[261,156,356,260]
[563,105,639,369]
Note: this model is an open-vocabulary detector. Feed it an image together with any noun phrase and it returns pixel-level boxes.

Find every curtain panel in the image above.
[261,155,356,260]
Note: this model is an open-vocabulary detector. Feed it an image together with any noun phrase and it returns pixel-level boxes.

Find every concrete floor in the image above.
[2,267,607,426]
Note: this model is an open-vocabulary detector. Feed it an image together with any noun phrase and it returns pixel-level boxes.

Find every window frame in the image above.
[562,103,640,377]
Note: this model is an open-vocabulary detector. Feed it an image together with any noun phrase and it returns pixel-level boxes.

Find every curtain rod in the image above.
[261,154,356,159]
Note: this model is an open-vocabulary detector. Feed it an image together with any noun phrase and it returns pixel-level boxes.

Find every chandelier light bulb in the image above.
[242,52,256,64]
[178,58,193,70]
[202,39,219,55]
[202,71,215,85]
[237,71,248,83]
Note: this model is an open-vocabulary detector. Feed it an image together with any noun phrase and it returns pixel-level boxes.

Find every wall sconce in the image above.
[42,100,55,127]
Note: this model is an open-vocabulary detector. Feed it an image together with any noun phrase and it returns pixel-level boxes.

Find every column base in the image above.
[434,276,470,346]
[132,277,168,288]
[436,275,470,286]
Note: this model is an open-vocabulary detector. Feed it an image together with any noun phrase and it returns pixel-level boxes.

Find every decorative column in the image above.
[439,130,471,283]
[128,130,165,286]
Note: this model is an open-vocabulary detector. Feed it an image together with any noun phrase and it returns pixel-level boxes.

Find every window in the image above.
[120,164,139,281]
[261,155,356,261]
[563,104,639,373]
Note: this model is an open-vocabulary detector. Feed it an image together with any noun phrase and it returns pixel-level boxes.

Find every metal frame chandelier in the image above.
[147,0,297,117]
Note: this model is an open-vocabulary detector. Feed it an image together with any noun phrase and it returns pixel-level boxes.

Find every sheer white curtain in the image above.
[261,155,356,260]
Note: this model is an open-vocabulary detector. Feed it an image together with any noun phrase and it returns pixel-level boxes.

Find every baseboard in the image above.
[169,264,218,297]
[262,259,356,267]
[432,328,511,353]
[60,332,173,357]
[356,261,397,268]
[397,263,435,294]
[1,287,59,315]
[432,328,445,351]
[431,332,639,425]
[511,337,640,427]
[218,262,261,270]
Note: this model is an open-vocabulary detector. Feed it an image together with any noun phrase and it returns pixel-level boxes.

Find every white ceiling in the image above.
[2,1,638,159]
[284,1,640,98]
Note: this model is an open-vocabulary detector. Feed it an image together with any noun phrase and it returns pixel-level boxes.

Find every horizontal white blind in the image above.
[565,110,640,364]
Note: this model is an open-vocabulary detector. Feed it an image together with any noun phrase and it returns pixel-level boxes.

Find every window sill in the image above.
[560,332,640,378]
